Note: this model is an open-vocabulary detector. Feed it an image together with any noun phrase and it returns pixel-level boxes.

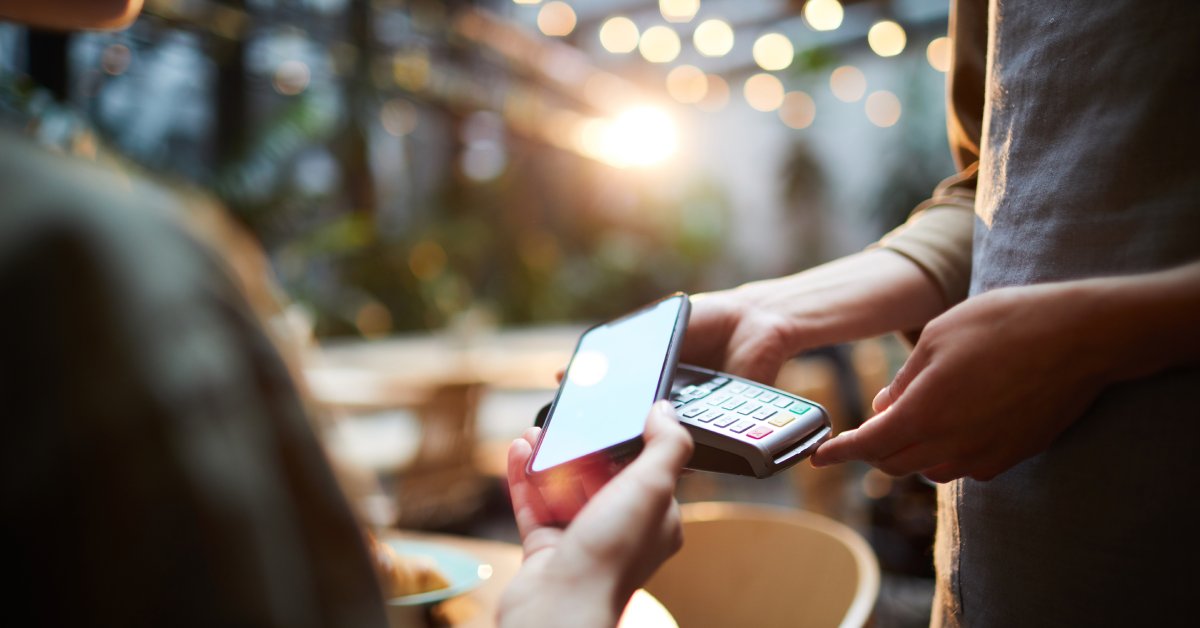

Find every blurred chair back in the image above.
[645,502,879,628]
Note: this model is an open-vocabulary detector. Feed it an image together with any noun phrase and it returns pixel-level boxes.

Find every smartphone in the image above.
[527,293,691,482]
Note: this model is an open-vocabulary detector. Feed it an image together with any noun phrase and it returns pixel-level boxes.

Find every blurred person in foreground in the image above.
[0,2,691,627]
[684,1,1200,626]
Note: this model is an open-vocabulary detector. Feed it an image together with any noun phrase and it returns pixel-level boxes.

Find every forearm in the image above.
[1074,261,1200,385]
[734,248,947,352]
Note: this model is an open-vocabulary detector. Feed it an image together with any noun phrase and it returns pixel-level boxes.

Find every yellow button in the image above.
[767,415,794,427]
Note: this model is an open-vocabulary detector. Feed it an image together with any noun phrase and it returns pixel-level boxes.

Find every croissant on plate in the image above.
[368,533,452,598]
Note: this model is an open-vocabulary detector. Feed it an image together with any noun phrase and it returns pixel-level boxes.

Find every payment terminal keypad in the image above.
[670,373,818,443]
[667,364,831,478]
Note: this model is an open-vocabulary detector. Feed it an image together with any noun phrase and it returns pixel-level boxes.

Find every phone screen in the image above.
[530,295,687,474]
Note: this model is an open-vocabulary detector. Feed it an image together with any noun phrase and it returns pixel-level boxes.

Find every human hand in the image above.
[811,283,1111,482]
[499,401,693,628]
[682,288,799,385]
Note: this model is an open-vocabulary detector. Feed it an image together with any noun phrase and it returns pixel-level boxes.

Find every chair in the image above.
[644,502,880,628]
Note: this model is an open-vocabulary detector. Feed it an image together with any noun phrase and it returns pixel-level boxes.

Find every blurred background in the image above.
[2,1,955,624]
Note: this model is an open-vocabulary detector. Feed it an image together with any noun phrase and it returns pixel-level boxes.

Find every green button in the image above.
[789,404,811,415]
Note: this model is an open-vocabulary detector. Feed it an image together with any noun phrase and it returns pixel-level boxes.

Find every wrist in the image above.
[499,555,624,628]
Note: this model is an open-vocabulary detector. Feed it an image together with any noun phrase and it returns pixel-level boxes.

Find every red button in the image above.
[747,427,773,440]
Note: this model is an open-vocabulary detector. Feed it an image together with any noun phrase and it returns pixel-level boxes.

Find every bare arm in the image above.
[812,260,1200,481]
[683,248,947,385]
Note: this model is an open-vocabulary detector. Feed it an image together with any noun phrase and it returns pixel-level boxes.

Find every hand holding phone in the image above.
[527,294,690,483]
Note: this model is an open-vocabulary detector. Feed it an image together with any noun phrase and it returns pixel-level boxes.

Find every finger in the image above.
[810,407,917,466]
[873,441,953,478]
[540,474,590,525]
[555,367,566,384]
[872,386,893,414]
[570,403,691,551]
[506,438,556,540]
[874,346,928,413]
[920,462,967,484]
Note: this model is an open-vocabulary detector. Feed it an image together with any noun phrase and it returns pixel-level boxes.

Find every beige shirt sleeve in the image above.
[872,0,987,308]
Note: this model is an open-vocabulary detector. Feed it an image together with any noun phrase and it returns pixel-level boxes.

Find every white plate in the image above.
[385,540,490,606]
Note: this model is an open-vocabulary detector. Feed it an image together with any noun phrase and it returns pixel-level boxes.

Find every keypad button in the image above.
[710,377,731,387]
[789,404,812,415]
[681,385,709,400]
[758,392,779,403]
[767,415,794,427]
[751,408,777,421]
[720,398,745,411]
[681,405,706,418]
[773,398,794,409]
[713,414,738,428]
[727,383,748,394]
[698,410,723,423]
[737,403,762,415]
[743,386,764,399]
[729,420,755,434]
[747,426,774,440]
[672,400,685,409]
[707,393,732,406]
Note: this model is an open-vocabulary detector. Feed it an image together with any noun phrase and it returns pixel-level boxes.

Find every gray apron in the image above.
[934,1,1200,625]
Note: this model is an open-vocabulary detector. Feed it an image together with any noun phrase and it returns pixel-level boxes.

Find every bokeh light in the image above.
[830,65,867,102]
[666,65,708,104]
[537,1,577,37]
[659,0,700,23]
[380,98,419,137]
[753,33,794,71]
[639,26,682,63]
[273,60,310,95]
[693,19,735,57]
[744,73,785,112]
[868,20,907,57]
[512,0,542,5]
[865,90,902,127]
[582,106,679,168]
[926,36,952,72]
[599,17,640,54]
[697,74,730,112]
[779,91,816,129]
[101,44,132,75]
[803,0,844,32]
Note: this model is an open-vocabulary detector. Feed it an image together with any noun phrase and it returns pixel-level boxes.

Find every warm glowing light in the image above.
[666,65,708,104]
[691,19,734,57]
[779,91,816,129]
[803,0,844,32]
[380,98,419,136]
[639,26,682,63]
[830,65,866,102]
[926,36,952,72]
[584,72,634,111]
[273,60,310,95]
[753,33,794,71]
[599,16,639,54]
[868,20,907,57]
[659,0,700,23]
[697,74,730,112]
[744,73,785,112]
[693,19,734,57]
[513,0,541,5]
[356,302,392,339]
[409,240,447,280]
[582,106,679,168]
[537,1,576,37]
[865,90,902,127]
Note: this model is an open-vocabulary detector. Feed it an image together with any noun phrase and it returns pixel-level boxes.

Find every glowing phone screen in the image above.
[530,296,686,473]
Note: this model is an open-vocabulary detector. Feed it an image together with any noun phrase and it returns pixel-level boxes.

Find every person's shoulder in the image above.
[0,131,195,255]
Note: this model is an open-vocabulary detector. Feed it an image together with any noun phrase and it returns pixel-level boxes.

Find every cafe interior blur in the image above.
[2,0,959,625]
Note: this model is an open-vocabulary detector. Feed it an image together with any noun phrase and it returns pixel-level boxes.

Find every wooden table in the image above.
[383,530,675,627]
